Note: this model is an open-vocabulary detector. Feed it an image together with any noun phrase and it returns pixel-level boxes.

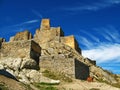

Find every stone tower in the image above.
[40,19,50,30]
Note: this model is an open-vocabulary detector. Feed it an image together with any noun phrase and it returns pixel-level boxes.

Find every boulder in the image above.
[20,58,39,69]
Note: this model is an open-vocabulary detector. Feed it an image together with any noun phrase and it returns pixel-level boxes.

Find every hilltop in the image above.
[0,19,120,90]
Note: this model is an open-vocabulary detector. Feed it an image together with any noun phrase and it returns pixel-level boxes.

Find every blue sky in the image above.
[0,0,120,74]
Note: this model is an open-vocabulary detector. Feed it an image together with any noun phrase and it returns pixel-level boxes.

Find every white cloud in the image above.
[79,30,100,43]
[75,35,94,48]
[63,0,120,12]
[0,19,39,37]
[94,26,120,43]
[82,43,120,63]
[12,19,39,27]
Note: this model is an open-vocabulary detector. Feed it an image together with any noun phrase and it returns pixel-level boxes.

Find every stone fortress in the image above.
[0,19,95,81]
[1,19,116,84]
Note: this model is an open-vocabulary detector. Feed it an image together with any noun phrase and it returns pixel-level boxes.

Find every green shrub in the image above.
[33,82,58,90]
[89,88,100,90]
[111,83,120,88]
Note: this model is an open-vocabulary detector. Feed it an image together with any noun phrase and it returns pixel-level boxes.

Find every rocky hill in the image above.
[0,19,120,90]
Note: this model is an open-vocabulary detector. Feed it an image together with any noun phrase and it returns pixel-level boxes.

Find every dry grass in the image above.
[42,70,72,82]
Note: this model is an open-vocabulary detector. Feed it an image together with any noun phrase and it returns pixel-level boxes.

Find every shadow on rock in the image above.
[0,69,18,81]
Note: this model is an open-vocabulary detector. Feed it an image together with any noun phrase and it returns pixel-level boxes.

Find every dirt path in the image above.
[58,79,120,90]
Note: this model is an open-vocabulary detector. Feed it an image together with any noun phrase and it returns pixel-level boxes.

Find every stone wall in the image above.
[60,35,81,54]
[40,55,90,79]
[34,27,64,45]
[40,55,75,78]
[0,40,41,60]
[10,30,32,41]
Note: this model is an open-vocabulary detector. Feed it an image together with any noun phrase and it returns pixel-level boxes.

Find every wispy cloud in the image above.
[11,19,39,27]
[82,43,120,63]
[0,19,39,41]
[75,35,94,48]
[32,9,43,18]
[94,26,120,43]
[79,30,100,43]
[63,0,120,12]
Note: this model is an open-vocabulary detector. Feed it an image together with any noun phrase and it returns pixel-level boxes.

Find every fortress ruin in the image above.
[0,19,96,80]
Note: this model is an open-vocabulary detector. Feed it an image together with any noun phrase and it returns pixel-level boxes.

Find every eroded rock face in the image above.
[0,57,40,84]
[90,65,118,83]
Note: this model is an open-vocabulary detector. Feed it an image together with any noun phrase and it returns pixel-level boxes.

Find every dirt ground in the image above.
[57,79,120,90]
[0,75,120,90]
[0,75,27,90]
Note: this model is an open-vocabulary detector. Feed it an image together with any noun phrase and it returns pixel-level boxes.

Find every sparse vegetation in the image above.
[33,82,58,90]
[97,78,109,84]
[98,78,120,88]
[0,83,8,90]
[111,83,120,88]
[89,88,100,90]
[21,84,33,90]
[42,70,72,82]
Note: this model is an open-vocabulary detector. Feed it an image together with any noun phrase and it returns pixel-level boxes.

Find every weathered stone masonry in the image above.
[34,19,81,54]
[0,40,41,61]
[0,19,95,80]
